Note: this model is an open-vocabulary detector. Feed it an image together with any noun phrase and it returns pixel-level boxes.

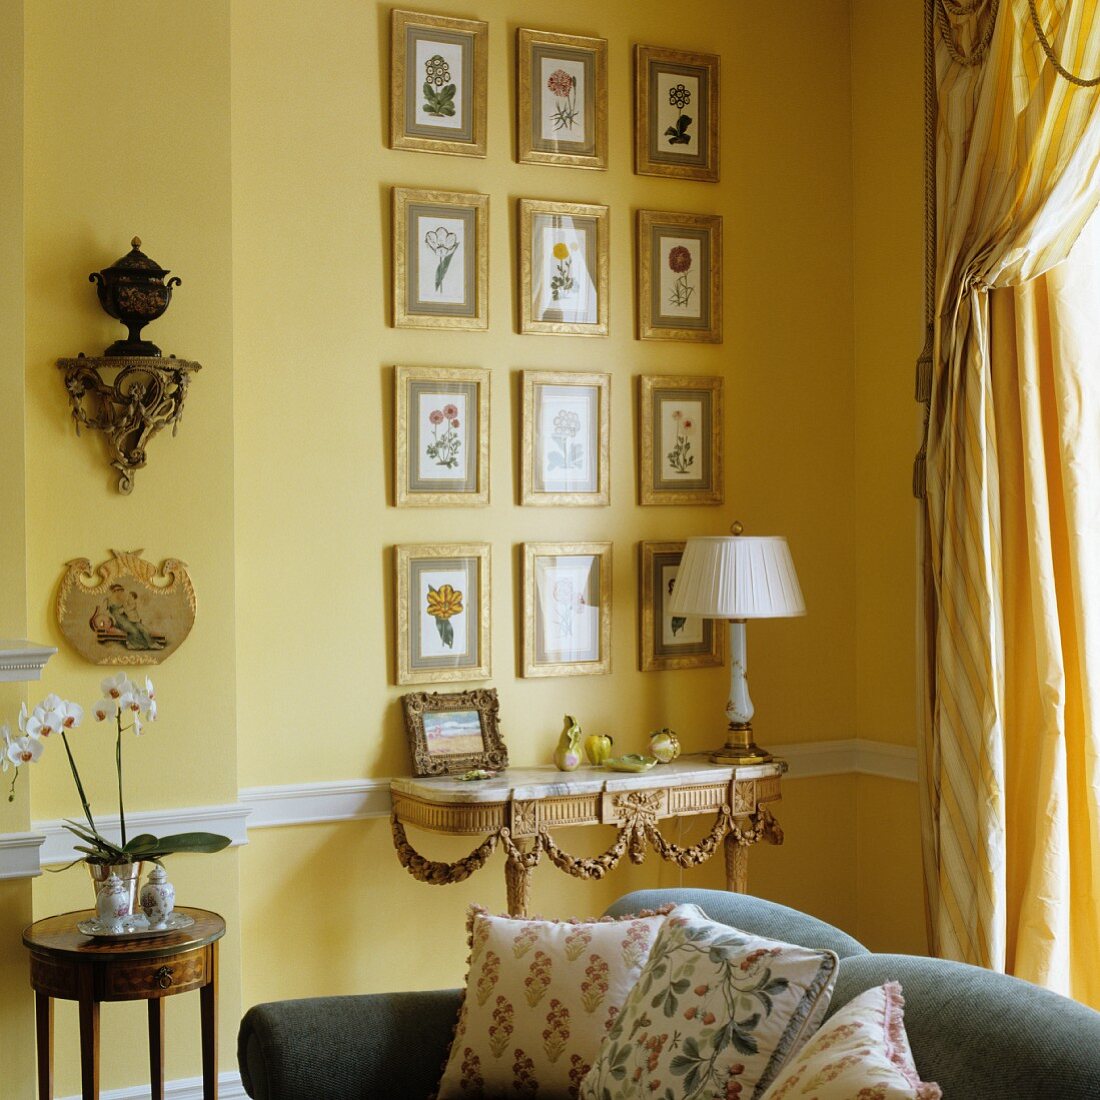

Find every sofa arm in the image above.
[238,989,462,1100]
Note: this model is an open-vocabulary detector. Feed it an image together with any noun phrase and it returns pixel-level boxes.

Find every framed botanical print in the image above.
[390,10,488,157]
[401,687,507,776]
[635,45,719,182]
[393,187,488,330]
[396,543,491,685]
[639,541,725,671]
[395,365,490,506]
[637,210,722,343]
[517,28,608,170]
[520,199,609,336]
[638,375,723,505]
[521,370,610,506]
[522,541,611,677]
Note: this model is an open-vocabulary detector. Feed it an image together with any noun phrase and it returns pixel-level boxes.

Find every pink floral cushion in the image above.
[579,903,839,1099]
[436,905,671,1099]
[758,982,942,1100]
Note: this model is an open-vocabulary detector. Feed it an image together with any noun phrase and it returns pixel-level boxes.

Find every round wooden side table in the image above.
[23,906,225,1100]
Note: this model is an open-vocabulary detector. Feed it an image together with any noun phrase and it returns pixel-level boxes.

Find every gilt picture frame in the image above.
[517,28,608,170]
[635,44,719,182]
[395,365,490,506]
[639,541,725,671]
[521,370,610,506]
[393,187,488,330]
[390,9,488,158]
[520,199,609,336]
[638,209,722,343]
[401,687,507,777]
[396,542,491,685]
[522,541,611,677]
[638,374,723,505]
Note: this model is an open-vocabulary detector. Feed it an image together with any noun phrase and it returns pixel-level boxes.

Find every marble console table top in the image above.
[391,754,787,805]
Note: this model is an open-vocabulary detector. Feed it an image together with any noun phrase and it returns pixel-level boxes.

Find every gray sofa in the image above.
[237,887,1100,1098]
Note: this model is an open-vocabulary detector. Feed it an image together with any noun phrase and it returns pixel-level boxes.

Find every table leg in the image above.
[724,832,749,893]
[200,942,219,1098]
[504,840,534,917]
[77,972,99,1100]
[35,992,53,1100]
[148,998,165,1100]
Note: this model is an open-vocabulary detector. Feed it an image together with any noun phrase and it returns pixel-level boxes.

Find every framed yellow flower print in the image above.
[395,543,491,684]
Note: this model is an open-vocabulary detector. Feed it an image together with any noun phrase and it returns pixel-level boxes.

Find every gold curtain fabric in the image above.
[922,0,1100,1002]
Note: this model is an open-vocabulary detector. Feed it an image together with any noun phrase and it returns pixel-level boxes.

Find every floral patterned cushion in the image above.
[579,903,839,1100]
[758,982,942,1100]
[436,905,672,1099]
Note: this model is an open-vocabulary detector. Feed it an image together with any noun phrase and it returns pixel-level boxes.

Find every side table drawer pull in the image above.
[154,965,174,989]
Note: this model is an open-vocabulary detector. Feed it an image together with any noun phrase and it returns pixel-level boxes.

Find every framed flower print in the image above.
[396,543,491,685]
[638,210,722,343]
[639,541,725,671]
[401,687,507,777]
[522,542,611,678]
[390,10,488,158]
[521,370,610,506]
[635,45,719,182]
[638,375,723,505]
[517,28,608,170]
[520,199,609,336]
[395,365,490,506]
[393,187,488,330]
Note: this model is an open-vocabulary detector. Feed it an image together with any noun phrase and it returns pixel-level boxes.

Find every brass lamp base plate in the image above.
[709,746,773,766]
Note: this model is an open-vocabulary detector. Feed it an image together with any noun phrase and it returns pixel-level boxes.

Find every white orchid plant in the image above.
[3,673,229,866]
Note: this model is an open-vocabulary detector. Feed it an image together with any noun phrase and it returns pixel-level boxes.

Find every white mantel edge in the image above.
[0,639,57,682]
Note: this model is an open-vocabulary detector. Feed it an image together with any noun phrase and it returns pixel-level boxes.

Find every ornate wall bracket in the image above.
[58,354,201,493]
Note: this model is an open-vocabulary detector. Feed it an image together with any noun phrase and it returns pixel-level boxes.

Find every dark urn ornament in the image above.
[89,236,181,357]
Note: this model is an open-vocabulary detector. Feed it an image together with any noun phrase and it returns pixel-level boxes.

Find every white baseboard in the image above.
[60,1070,245,1100]
[0,738,916,879]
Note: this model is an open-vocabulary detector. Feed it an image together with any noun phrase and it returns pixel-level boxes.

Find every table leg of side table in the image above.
[77,968,99,1100]
[35,992,52,1100]
[724,833,749,893]
[504,840,534,917]
[148,999,165,1100]
[200,943,219,1098]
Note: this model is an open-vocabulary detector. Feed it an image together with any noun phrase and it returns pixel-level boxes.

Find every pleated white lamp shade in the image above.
[668,535,806,619]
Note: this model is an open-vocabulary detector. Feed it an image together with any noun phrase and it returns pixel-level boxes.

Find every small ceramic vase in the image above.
[553,715,583,771]
[95,872,131,932]
[140,865,176,930]
[649,728,681,764]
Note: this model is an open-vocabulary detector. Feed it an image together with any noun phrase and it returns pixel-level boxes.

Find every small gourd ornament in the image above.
[649,727,681,764]
[553,714,584,771]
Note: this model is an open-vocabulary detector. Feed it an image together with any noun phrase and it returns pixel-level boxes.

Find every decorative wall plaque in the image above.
[56,550,196,666]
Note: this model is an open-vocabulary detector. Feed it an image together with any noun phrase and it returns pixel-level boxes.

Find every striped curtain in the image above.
[921,0,1100,1001]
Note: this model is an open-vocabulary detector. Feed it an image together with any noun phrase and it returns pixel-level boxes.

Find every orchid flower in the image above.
[93,697,119,722]
[7,735,44,768]
[101,672,136,708]
[25,700,65,740]
[59,699,84,730]
[1,724,10,773]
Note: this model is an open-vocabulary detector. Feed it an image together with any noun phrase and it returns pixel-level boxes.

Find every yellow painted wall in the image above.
[231,0,859,1013]
[850,0,927,953]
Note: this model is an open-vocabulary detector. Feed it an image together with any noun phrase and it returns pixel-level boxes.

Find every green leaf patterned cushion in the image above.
[579,903,839,1100]
[436,905,673,1099]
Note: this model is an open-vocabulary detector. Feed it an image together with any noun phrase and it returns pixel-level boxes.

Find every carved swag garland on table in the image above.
[391,798,783,916]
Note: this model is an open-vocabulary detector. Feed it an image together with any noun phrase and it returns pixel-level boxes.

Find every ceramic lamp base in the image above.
[709,725,772,766]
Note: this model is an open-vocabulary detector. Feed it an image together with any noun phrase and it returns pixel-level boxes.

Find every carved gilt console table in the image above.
[390,756,785,916]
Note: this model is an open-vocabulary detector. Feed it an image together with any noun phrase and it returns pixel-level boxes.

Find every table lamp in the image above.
[668,521,805,764]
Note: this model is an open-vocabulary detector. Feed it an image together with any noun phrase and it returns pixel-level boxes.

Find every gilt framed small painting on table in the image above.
[639,375,723,505]
[390,10,488,158]
[393,187,488,330]
[517,28,607,170]
[395,365,490,506]
[638,209,722,343]
[522,541,611,678]
[521,370,609,506]
[520,199,608,337]
[635,45,719,182]
[396,543,491,685]
[639,541,724,672]
[401,687,507,777]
